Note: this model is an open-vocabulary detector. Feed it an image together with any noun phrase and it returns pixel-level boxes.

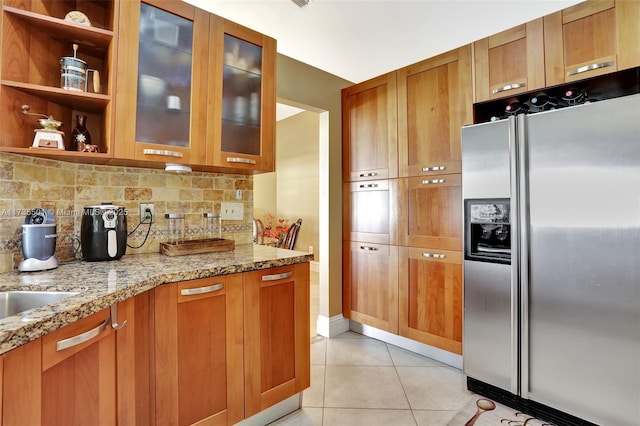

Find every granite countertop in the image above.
[0,244,313,355]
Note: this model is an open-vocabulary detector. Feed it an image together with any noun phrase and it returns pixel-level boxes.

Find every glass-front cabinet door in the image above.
[208,17,276,172]
[115,0,209,165]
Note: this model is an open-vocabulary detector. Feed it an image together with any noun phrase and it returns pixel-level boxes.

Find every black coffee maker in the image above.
[81,203,127,261]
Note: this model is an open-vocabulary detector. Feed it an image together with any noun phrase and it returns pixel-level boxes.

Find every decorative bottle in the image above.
[71,114,91,151]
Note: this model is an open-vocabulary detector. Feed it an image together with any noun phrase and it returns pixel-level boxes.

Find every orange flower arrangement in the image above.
[262,213,290,241]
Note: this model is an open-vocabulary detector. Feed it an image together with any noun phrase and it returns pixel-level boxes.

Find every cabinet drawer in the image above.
[42,308,113,371]
[343,179,398,245]
[398,174,462,251]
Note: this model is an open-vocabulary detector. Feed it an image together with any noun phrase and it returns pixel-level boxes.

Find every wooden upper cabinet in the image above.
[397,45,472,178]
[343,241,399,334]
[342,72,398,182]
[474,19,545,102]
[208,16,276,172]
[0,0,117,160]
[114,0,209,165]
[544,0,640,85]
[398,247,462,354]
[153,275,244,426]
[244,263,310,417]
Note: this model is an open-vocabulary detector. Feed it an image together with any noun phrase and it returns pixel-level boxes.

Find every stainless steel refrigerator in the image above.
[462,94,640,426]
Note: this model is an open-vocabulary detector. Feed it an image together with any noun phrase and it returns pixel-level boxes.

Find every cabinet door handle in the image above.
[567,61,614,77]
[421,165,446,172]
[180,283,224,296]
[143,149,183,158]
[492,82,525,95]
[421,178,446,185]
[261,271,293,281]
[226,157,257,165]
[110,304,127,330]
[359,172,379,177]
[360,246,378,251]
[359,183,378,188]
[422,252,447,259]
[56,318,110,351]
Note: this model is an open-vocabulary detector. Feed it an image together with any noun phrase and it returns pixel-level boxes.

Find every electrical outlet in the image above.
[139,203,154,223]
[220,202,243,220]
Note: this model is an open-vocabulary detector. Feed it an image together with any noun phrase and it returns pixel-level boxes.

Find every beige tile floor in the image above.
[270,331,473,426]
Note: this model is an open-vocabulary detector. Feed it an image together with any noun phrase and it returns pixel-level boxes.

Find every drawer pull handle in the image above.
[360,246,378,251]
[56,318,110,351]
[143,149,183,158]
[110,304,127,330]
[226,157,257,165]
[181,283,224,296]
[492,82,525,95]
[261,271,293,281]
[421,178,446,185]
[359,172,379,177]
[421,165,446,172]
[422,252,447,259]
[359,183,378,188]
[567,61,614,77]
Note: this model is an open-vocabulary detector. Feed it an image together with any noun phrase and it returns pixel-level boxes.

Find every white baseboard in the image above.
[349,321,463,369]
[309,260,319,273]
[235,393,301,426]
[316,314,350,338]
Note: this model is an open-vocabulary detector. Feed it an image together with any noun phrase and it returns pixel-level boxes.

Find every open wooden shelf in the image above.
[3,6,113,53]
[1,80,110,113]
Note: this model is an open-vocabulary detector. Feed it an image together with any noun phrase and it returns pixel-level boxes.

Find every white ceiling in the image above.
[185,0,584,84]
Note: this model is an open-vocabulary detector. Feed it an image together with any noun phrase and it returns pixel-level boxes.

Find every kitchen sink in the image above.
[0,291,79,320]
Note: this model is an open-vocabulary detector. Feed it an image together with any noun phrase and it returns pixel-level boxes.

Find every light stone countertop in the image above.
[0,244,313,355]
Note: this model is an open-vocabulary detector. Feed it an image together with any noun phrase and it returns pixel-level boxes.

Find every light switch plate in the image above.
[220,202,244,220]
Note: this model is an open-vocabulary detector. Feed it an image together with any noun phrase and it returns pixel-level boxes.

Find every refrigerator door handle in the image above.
[516,114,530,399]
[508,116,520,396]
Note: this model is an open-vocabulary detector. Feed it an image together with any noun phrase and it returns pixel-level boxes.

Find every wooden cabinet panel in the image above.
[342,72,398,181]
[244,263,310,417]
[3,339,41,426]
[544,0,640,85]
[40,308,116,426]
[343,241,399,333]
[153,275,244,426]
[398,45,472,177]
[117,293,152,426]
[343,179,399,245]
[398,174,462,251]
[474,20,545,102]
[208,16,276,172]
[398,247,462,354]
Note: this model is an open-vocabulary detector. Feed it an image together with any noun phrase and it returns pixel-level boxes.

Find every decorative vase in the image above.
[71,114,91,151]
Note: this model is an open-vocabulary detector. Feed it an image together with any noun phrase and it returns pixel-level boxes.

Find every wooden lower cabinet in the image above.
[342,241,399,333]
[244,263,310,417]
[398,247,463,355]
[3,308,117,426]
[152,275,244,426]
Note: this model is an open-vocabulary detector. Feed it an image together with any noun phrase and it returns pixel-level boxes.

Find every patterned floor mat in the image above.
[448,397,557,426]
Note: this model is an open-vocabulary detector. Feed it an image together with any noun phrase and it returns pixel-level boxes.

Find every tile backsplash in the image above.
[0,153,253,273]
